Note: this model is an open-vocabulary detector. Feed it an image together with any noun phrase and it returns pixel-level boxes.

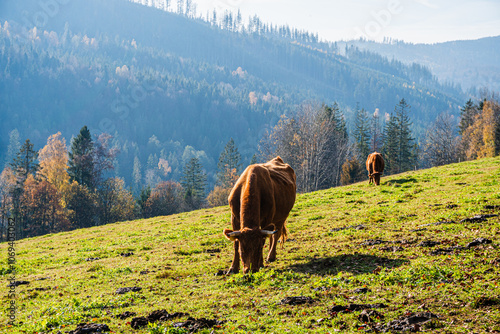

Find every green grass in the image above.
[2,157,500,333]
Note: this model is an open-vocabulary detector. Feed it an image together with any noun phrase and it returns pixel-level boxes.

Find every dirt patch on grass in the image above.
[115,287,142,294]
[329,303,386,315]
[466,237,492,248]
[460,214,498,223]
[172,317,226,333]
[288,254,408,276]
[131,310,188,329]
[417,240,441,247]
[115,311,136,319]
[377,312,439,332]
[330,224,365,232]
[279,296,314,305]
[67,323,110,334]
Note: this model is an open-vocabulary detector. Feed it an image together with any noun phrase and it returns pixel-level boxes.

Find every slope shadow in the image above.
[287,254,409,276]
[385,177,418,185]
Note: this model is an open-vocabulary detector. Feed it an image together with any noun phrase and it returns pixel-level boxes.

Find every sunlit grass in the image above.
[1,157,500,333]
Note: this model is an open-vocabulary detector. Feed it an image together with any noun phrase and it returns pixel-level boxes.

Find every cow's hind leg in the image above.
[266,221,284,263]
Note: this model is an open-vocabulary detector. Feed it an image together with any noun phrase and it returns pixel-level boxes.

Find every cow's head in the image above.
[372,172,381,185]
[223,225,276,274]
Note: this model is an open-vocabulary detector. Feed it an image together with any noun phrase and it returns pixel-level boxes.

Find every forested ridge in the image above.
[0,0,465,185]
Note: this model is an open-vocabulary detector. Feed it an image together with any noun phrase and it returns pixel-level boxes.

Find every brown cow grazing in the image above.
[223,156,296,274]
[366,152,384,185]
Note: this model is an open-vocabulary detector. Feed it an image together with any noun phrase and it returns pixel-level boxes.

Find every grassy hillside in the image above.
[2,157,500,333]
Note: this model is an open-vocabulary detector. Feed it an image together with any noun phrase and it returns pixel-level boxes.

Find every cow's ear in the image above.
[223,229,240,241]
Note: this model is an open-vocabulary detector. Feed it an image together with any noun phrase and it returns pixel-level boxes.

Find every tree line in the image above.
[0,126,244,241]
[2,95,499,241]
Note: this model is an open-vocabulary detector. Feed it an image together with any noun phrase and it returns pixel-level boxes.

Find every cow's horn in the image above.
[260,229,277,235]
[227,231,242,237]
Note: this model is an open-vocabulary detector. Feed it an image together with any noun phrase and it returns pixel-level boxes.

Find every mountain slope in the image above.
[0,0,467,186]
[2,156,500,333]
[340,36,500,93]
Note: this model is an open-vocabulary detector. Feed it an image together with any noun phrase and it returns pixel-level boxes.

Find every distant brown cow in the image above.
[223,156,296,274]
[366,152,384,185]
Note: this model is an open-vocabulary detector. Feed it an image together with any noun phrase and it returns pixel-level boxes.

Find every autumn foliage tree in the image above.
[143,181,183,218]
[38,132,70,194]
[460,99,500,160]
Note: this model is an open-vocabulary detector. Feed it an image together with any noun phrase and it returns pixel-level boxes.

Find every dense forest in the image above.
[0,0,466,189]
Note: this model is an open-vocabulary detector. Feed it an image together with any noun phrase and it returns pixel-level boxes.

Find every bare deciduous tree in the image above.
[424,112,459,167]
[260,103,350,192]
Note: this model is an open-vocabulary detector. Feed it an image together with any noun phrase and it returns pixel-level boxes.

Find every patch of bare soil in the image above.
[67,323,110,334]
[280,296,314,305]
[330,224,365,232]
[379,246,404,252]
[130,310,188,329]
[360,239,386,246]
[377,312,439,332]
[115,287,142,294]
[115,311,136,320]
[417,240,441,247]
[466,237,492,248]
[329,303,386,315]
[7,280,29,287]
[460,214,498,223]
[172,317,227,333]
[430,246,465,255]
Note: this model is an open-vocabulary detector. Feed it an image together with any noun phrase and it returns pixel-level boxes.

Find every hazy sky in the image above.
[193,0,500,44]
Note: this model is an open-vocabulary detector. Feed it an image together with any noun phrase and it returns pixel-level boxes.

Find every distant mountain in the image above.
[0,0,469,189]
[338,36,500,93]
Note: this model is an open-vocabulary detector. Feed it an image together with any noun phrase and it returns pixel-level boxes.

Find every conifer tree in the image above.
[217,138,242,187]
[382,99,417,174]
[68,126,95,189]
[458,99,479,135]
[181,157,207,210]
[353,105,370,161]
[11,139,39,183]
[382,112,399,174]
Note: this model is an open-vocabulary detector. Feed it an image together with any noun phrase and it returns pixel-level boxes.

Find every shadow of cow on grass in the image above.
[287,253,409,276]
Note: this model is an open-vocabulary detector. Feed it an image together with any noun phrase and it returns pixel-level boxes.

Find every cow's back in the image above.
[229,156,296,229]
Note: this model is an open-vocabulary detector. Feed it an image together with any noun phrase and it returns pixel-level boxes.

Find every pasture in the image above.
[2,157,500,333]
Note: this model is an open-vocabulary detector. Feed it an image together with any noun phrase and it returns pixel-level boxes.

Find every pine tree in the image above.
[458,99,479,135]
[68,126,95,189]
[11,139,39,182]
[382,99,417,174]
[382,113,399,174]
[394,98,417,172]
[181,157,207,210]
[217,138,242,187]
[353,105,370,161]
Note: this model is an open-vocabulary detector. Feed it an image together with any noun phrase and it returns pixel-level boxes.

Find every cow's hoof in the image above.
[266,257,276,263]
[225,268,239,275]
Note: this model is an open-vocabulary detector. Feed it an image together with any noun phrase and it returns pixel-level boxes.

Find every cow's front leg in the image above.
[226,240,240,274]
